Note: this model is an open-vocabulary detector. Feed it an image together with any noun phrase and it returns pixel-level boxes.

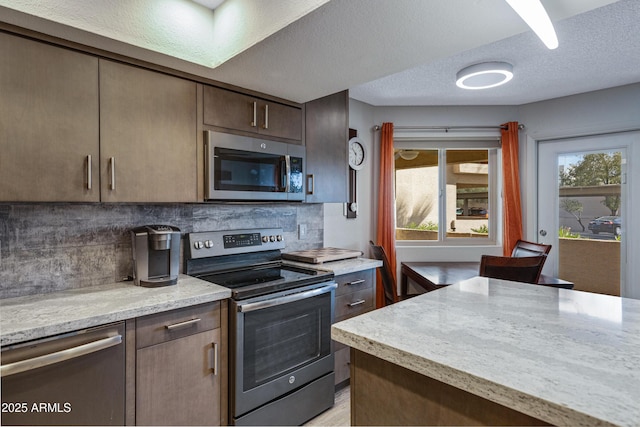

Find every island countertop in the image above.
[0,275,231,346]
[332,276,640,426]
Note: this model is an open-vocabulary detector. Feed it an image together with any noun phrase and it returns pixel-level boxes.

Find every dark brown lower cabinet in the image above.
[332,269,375,386]
[135,302,225,426]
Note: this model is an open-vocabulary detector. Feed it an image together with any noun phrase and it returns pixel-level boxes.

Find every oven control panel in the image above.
[187,228,285,258]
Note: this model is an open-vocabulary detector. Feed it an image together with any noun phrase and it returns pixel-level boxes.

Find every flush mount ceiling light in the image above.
[505,0,558,50]
[456,62,514,90]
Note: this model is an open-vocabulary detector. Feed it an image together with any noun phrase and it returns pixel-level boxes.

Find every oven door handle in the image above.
[237,282,337,313]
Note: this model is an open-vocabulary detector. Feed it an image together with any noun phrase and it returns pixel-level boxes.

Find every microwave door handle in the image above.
[284,155,291,193]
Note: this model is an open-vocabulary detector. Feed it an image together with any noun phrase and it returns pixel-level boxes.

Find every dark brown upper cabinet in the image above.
[304,90,349,203]
[99,60,198,203]
[0,32,100,202]
[203,85,302,143]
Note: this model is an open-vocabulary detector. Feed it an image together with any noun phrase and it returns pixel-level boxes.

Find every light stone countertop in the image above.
[0,257,379,347]
[283,256,381,276]
[0,275,231,346]
[332,276,640,427]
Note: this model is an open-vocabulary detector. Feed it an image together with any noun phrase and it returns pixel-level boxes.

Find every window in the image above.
[394,140,500,245]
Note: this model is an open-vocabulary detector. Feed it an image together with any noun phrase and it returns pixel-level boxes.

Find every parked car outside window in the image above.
[468,207,487,216]
[588,216,621,236]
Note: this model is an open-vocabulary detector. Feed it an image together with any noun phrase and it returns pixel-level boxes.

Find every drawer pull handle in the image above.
[348,300,366,307]
[347,279,365,286]
[165,318,201,330]
[211,342,219,375]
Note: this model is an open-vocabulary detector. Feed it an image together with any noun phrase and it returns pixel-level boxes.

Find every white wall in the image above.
[326,84,640,297]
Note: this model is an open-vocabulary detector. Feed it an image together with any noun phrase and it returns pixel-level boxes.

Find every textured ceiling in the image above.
[349,0,640,106]
[1,0,636,106]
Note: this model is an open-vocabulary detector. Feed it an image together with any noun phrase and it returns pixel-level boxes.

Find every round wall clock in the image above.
[348,137,366,170]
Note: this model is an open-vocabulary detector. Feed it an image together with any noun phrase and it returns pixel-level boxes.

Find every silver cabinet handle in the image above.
[347,279,366,286]
[0,334,122,378]
[109,157,116,190]
[86,155,92,190]
[211,342,219,375]
[250,101,257,127]
[306,174,314,195]
[165,318,201,330]
[348,299,366,307]
[263,104,269,129]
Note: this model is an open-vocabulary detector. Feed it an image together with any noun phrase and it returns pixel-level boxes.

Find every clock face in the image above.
[349,137,365,170]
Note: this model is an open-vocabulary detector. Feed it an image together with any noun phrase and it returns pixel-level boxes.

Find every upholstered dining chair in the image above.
[369,241,416,306]
[479,254,547,284]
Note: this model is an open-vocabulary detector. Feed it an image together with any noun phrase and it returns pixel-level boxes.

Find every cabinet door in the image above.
[203,85,302,142]
[257,101,302,141]
[0,33,99,202]
[305,90,349,203]
[203,85,258,134]
[136,329,221,426]
[100,60,197,202]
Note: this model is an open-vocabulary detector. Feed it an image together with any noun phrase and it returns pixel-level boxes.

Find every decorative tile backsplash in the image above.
[0,203,324,299]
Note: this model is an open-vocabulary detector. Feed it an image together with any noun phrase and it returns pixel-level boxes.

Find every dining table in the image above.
[400,261,574,296]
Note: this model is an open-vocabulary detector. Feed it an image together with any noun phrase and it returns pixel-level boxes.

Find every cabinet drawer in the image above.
[136,302,220,349]
[335,288,374,320]
[335,270,374,297]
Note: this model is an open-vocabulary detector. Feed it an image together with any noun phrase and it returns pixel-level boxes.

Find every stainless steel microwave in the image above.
[204,130,305,201]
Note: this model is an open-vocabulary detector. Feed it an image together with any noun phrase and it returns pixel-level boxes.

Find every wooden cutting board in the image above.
[282,248,363,264]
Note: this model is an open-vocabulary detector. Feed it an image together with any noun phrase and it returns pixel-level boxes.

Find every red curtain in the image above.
[501,122,523,255]
[376,122,397,307]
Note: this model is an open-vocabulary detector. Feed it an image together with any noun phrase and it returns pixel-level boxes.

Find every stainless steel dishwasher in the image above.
[1,322,125,426]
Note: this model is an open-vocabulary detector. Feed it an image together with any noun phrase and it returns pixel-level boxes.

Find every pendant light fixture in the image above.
[505,0,558,50]
[456,62,513,90]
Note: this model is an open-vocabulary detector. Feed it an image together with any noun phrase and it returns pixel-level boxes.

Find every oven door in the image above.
[231,281,336,418]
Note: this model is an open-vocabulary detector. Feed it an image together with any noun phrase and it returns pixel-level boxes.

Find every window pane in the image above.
[395,149,439,241]
[447,150,489,239]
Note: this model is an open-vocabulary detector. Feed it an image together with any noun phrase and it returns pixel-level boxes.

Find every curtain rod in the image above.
[372,124,525,131]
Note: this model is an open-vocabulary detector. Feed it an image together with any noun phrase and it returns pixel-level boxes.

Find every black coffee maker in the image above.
[131,225,181,287]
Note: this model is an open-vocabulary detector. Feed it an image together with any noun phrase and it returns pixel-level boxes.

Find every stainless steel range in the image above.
[185,228,336,426]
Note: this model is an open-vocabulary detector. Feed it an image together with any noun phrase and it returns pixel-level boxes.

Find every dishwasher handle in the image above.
[0,334,122,378]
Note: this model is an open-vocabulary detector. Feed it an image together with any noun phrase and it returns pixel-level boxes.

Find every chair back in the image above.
[369,241,396,306]
[511,239,551,258]
[479,255,546,284]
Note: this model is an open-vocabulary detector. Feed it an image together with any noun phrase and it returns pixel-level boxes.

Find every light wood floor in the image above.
[305,385,350,426]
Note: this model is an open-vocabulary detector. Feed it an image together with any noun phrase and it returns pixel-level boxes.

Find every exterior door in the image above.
[537,132,638,298]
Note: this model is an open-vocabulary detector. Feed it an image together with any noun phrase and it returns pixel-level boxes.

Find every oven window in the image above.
[214,147,285,192]
[242,291,331,390]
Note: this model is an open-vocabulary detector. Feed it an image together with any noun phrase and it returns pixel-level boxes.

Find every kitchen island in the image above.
[332,276,640,426]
